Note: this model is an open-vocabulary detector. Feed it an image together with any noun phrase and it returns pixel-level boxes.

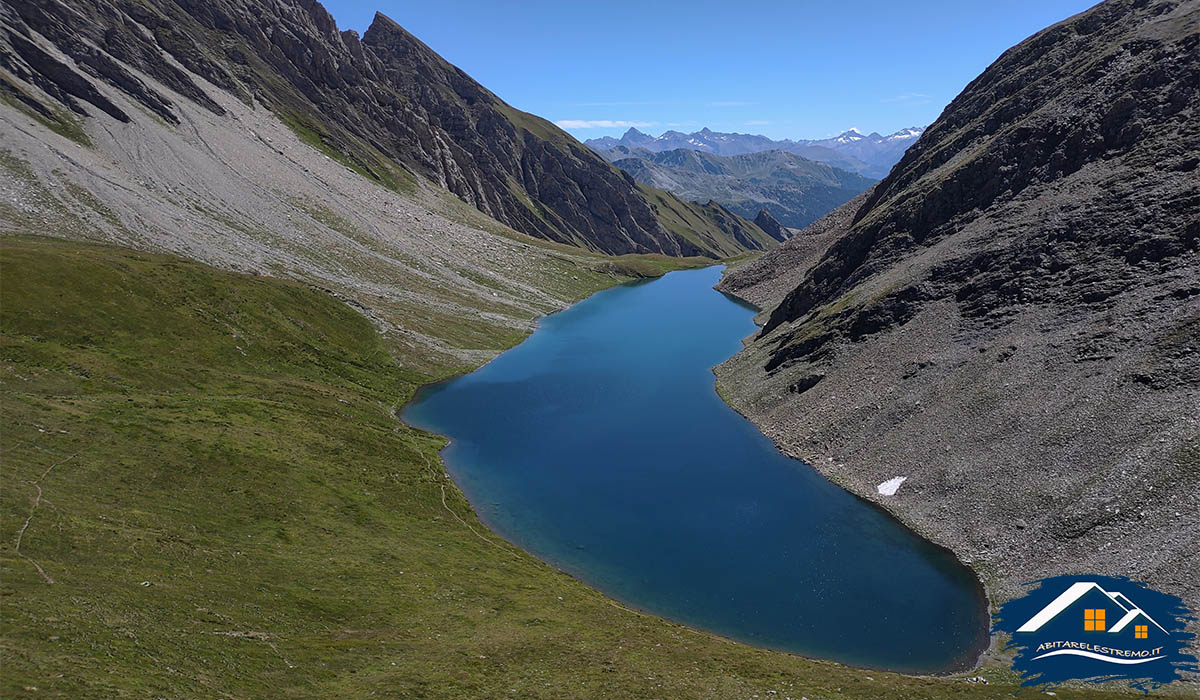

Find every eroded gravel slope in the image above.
[1,44,646,375]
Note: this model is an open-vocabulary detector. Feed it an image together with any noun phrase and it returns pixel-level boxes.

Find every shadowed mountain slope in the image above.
[717,0,1199,612]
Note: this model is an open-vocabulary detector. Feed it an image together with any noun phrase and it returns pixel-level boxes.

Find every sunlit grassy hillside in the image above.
[0,237,1135,698]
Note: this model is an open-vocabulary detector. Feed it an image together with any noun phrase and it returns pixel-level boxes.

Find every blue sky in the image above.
[321,0,1099,141]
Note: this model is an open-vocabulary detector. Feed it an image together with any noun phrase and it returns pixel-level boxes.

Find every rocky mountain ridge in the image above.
[1,0,772,257]
[587,125,924,178]
[716,0,1199,616]
[753,209,786,242]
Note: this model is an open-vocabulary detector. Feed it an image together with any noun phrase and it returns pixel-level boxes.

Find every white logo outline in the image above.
[1016,581,1167,635]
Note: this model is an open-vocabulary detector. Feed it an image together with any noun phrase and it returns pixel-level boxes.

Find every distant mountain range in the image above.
[600,147,876,230]
[586,126,924,179]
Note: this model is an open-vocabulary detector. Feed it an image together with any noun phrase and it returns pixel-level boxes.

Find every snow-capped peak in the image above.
[886,127,924,141]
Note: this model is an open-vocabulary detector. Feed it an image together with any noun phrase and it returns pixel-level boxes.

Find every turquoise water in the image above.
[403,266,988,672]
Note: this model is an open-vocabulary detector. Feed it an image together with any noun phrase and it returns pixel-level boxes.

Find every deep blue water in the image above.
[403,266,988,672]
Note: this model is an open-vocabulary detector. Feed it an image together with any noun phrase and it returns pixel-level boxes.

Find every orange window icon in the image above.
[1084,608,1106,631]
[1135,625,1148,639]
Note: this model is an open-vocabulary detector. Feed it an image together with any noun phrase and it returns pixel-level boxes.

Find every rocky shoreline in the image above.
[712,1,1200,647]
[714,250,1198,677]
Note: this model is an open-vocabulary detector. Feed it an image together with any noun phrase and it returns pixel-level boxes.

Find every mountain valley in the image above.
[600,146,876,230]
[1,0,1196,696]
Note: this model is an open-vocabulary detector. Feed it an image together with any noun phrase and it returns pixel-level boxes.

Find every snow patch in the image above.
[877,476,908,496]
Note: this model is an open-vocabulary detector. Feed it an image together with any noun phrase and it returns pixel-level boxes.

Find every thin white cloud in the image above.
[881,92,930,104]
[572,101,673,107]
[555,119,657,129]
[706,100,757,108]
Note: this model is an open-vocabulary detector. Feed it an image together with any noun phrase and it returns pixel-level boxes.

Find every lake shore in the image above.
[403,265,991,674]
[714,241,1200,685]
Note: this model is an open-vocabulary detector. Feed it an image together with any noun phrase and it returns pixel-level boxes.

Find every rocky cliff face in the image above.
[753,209,786,242]
[724,192,873,309]
[718,0,1199,612]
[1,0,768,256]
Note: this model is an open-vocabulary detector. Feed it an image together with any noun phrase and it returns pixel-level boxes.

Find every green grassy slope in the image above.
[0,237,1130,698]
[637,185,777,257]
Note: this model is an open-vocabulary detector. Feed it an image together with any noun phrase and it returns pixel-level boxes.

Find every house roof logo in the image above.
[993,575,1197,691]
[1017,582,1169,635]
